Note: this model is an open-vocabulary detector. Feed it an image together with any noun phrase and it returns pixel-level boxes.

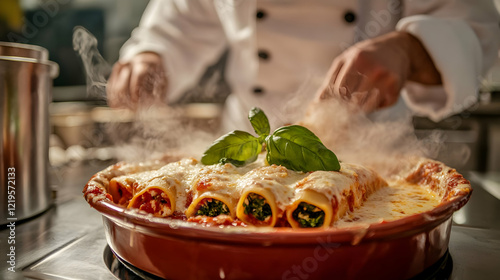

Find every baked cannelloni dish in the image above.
[84,153,469,229]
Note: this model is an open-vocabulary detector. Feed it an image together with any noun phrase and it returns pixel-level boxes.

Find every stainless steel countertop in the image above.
[1,162,500,280]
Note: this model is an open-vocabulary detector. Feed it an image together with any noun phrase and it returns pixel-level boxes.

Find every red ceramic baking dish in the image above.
[84,159,472,280]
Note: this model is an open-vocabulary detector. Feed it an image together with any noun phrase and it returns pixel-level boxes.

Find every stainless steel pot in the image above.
[0,42,59,225]
[0,41,49,61]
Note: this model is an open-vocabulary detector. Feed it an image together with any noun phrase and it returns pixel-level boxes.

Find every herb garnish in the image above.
[199,130,261,167]
[243,193,272,221]
[201,107,340,172]
[292,202,325,228]
[196,198,230,217]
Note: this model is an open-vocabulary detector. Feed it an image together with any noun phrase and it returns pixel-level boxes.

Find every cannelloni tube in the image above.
[286,189,333,229]
[109,176,137,205]
[108,158,199,209]
[186,163,244,218]
[236,187,278,227]
[85,160,165,205]
[128,184,176,217]
[185,192,236,218]
[287,164,387,228]
[109,170,162,206]
[235,165,301,227]
[342,163,388,211]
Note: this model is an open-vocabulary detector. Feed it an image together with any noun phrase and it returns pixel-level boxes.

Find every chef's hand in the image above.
[317,31,441,112]
[107,52,167,110]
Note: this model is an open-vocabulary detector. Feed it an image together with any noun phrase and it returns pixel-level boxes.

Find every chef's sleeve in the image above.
[396,0,500,122]
[119,0,227,103]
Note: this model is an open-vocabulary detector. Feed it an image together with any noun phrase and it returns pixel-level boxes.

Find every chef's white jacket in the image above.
[119,0,500,132]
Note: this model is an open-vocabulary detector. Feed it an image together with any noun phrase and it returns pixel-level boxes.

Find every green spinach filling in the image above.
[292,202,325,228]
[243,193,272,222]
[196,198,230,217]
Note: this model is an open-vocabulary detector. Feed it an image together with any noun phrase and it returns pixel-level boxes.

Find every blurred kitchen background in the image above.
[1,0,499,174]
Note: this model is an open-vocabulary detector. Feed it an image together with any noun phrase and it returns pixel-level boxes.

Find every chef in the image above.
[107,0,500,133]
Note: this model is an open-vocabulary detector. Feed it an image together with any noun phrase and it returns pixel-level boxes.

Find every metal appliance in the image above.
[0,42,59,225]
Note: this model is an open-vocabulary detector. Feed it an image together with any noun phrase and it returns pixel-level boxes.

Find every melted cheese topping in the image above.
[334,180,440,228]
[237,165,306,209]
[294,170,356,199]
[106,155,443,228]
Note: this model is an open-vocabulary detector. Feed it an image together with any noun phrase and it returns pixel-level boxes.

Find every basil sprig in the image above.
[201,107,340,172]
[200,130,261,167]
[265,125,340,172]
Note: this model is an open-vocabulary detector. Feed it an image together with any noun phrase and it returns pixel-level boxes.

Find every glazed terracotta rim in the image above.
[90,187,471,246]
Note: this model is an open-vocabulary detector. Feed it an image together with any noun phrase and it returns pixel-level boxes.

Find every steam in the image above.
[72,26,111,99]
[301,98,442,177]
[72,26,216,162]
[108,106,217,162]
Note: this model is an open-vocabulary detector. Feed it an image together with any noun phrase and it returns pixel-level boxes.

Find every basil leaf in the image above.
[248,107,270,141]
[265,125,340,172]
[201,130,261,166]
